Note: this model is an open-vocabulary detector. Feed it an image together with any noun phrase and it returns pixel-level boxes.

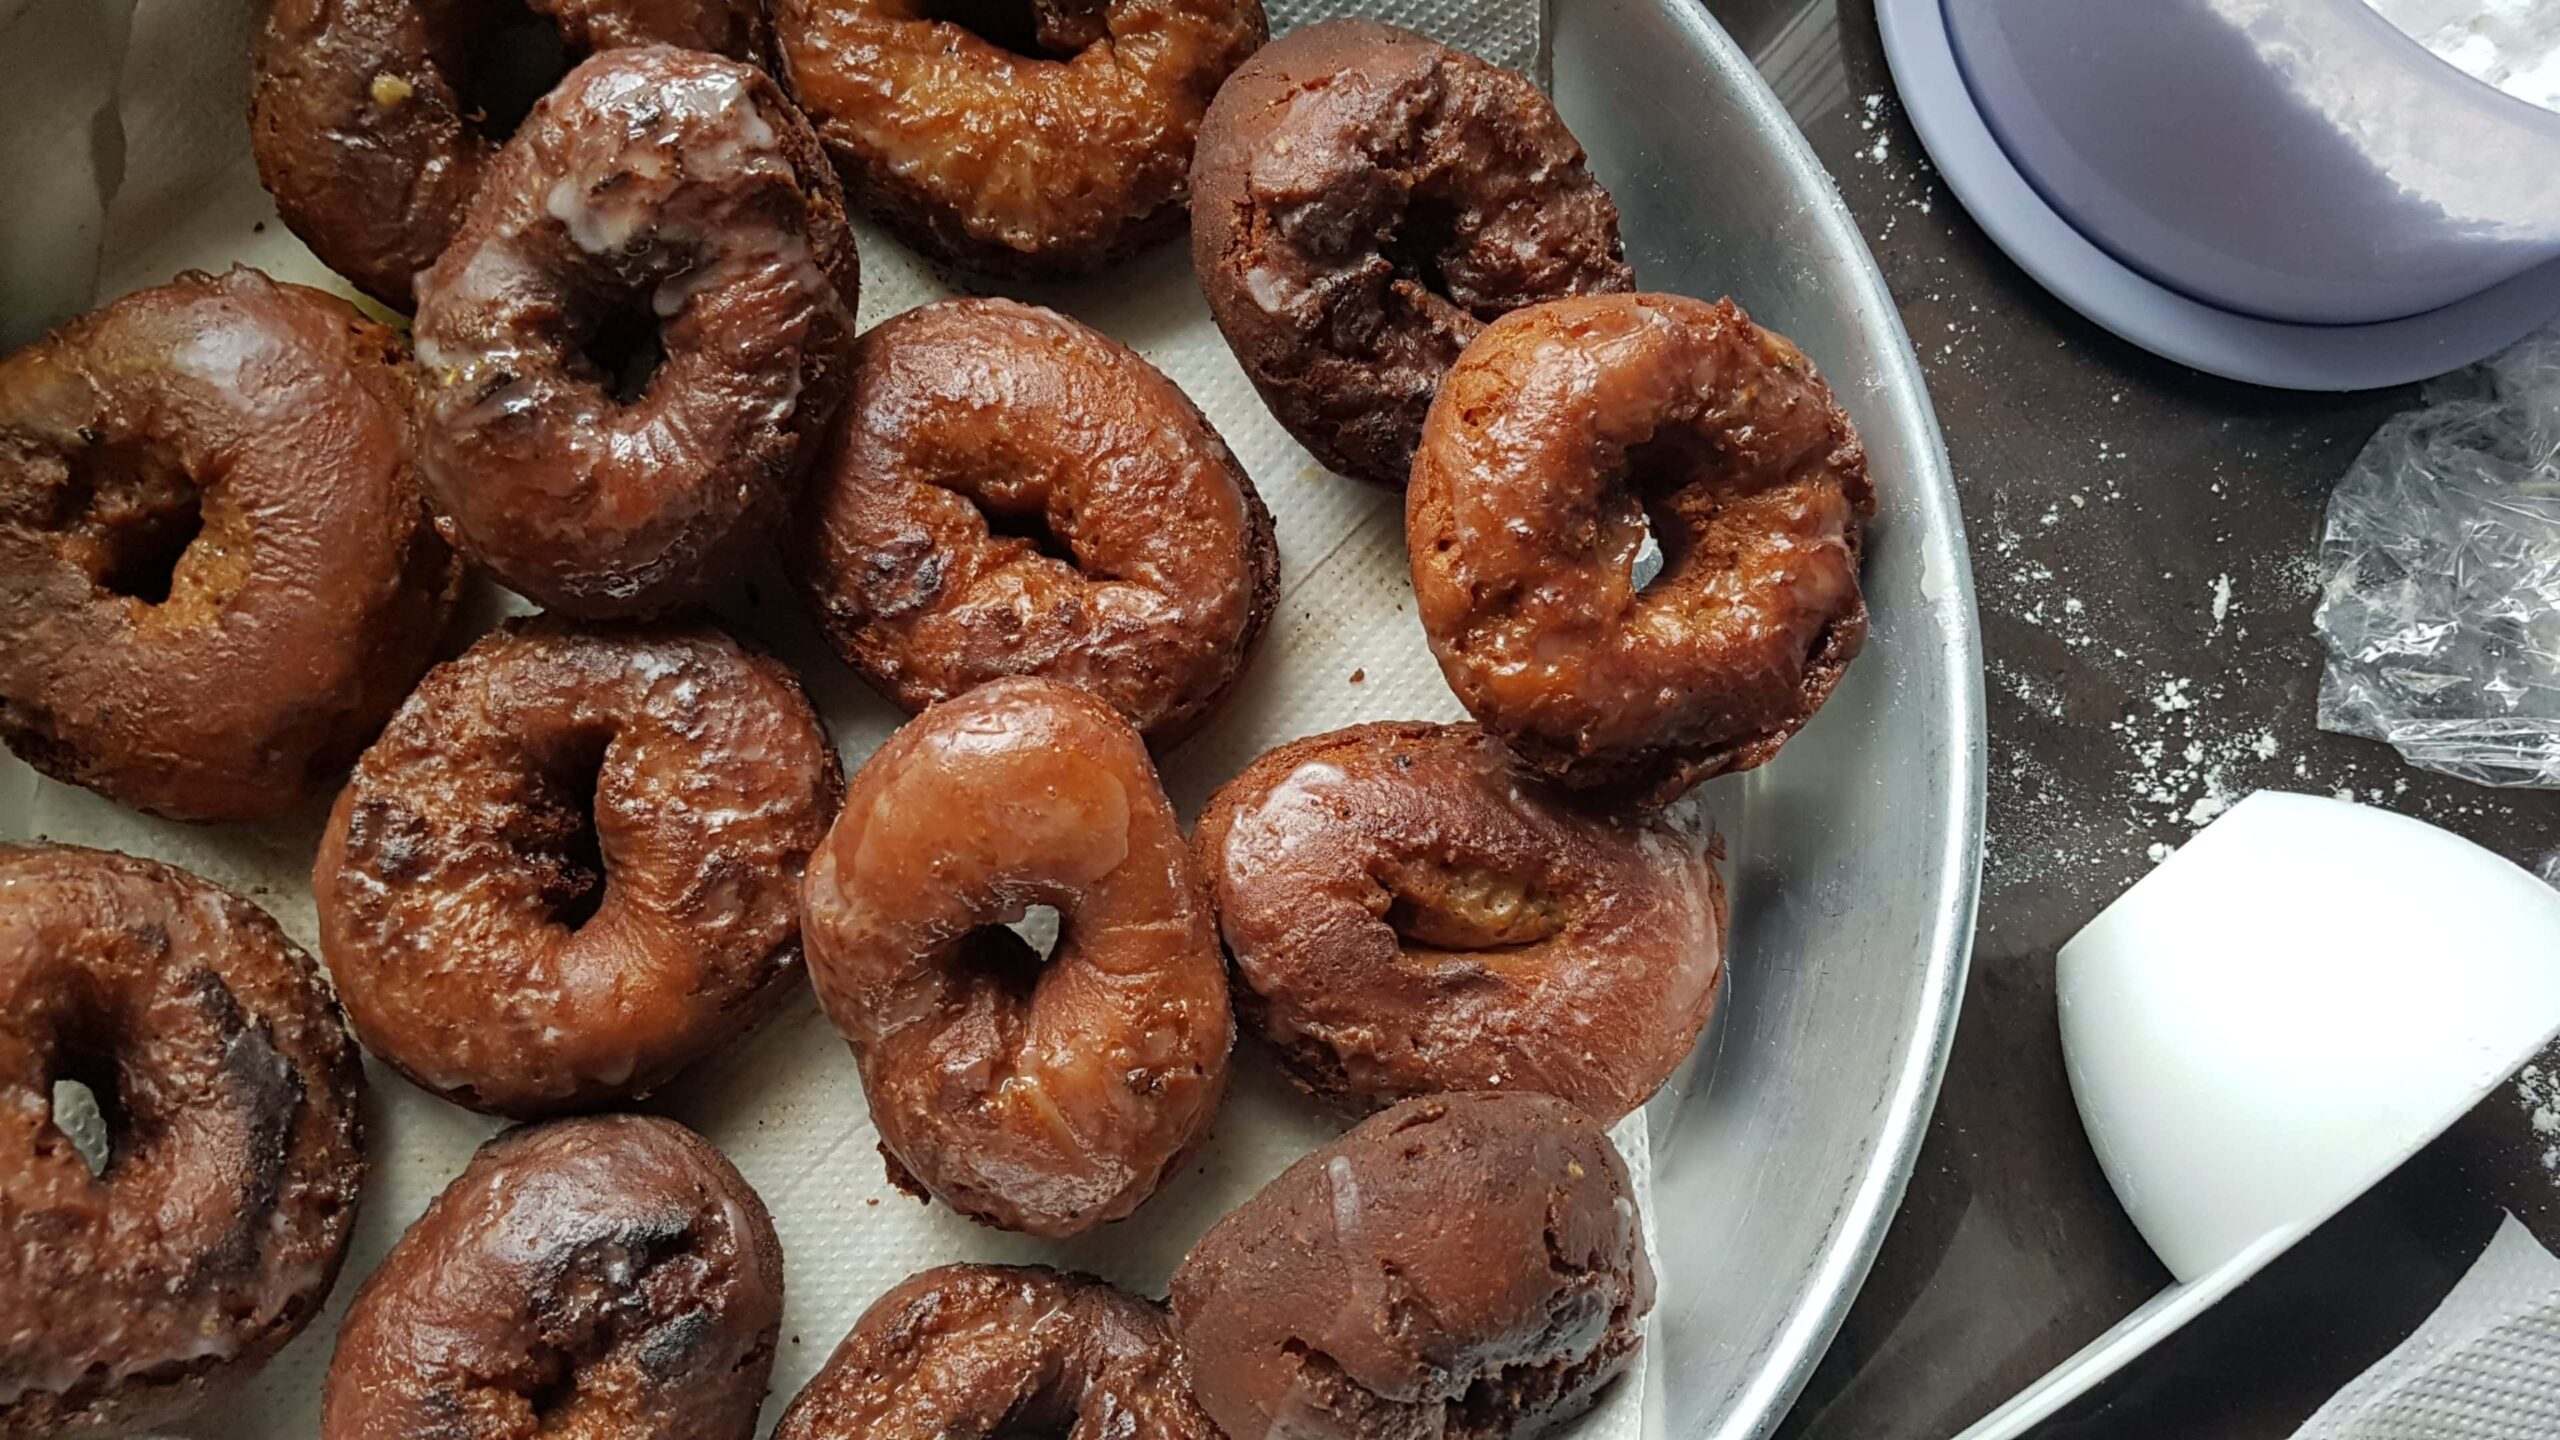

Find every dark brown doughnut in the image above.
[790,298,1279,744]
[0,843,365,1438]
[251,0,773,309]
[1193,722,1725,1121]
[773,1265,1216,1440]
[1191,18,1633,487]
[799,676,1232,1238]
[1408,293,1874,807]
[773,0,1266,278]
[412,46,859,619]
[312,618,842,1119]
[0,267,457,823]
[321,1114,783,1440]
[1172,1092,1651,1440]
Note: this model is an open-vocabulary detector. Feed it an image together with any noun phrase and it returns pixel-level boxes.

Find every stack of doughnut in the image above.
[0,4,1878,1436]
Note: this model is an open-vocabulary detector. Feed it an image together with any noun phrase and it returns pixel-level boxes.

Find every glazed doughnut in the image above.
[774,1265,1216,1440]
[1194,722,1725,1121]
[251,0,772,308]
[1408,293,1874,806]
[772,0,1266,277]
[0,268,457,823]
[1172,1091,1652,1440]
[413,46,859,619]
[313,619,841,1118]
[323,1114,783,1440]
[0,843,365,1437]
[791,298,1278,744]
[799,676,1231,1237]
[1191,19,1634,487]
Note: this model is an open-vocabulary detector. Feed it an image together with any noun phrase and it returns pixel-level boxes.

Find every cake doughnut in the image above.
[313,619,841,1118]
[0,268,457,823]
[791,298,1278,744]
[1172,1091,1651,1440]
[774,1265,1216,1440]
[1409,293,1874,806]
[412,46,859,619]
[799,676,1231,1237]
[1194,722,1725,1121]
[772,0,1266,278]
[0,843,365,1437]
[322,1114,783,1440]
[1191,19,1634,487]
[251,0,772,309]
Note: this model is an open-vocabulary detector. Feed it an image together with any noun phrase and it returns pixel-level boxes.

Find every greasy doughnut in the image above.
[0,267,457,822]
[799,676,1231,1237]
[772,0,1266,278]
[1194,722,1725,1121]
[0,843,365,1437]
[322,1114,783,1440]
[313,619,842,1118]
[790,298,1278,744]
[774,1265,1216,1440]
[413,46,858,619]
[251,0,772,309]
[1191,19,1633,487]
[1409,293,1874,806]
[1171,1092,1652,1440]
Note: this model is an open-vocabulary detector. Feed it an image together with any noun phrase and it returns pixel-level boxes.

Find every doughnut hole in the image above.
[524,727,613,933]
[574,298,670,408]
[42,444,232,613]
[1379,863,1569,954]
[49,1055,121,1177]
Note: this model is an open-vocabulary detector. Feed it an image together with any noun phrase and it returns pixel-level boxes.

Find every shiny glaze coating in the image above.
[1170,1092,1652,1440]
[0,844,366,1438]
[322,1114,782,1440]
[800,677,1231,1237]
[1408,293,1874,806]
[773,1264,1216,1439]
[791,298,1278,744]
[313,619,841,1118]
[0,268,458,823]
[413,46,859,618]
[251,0,772,309]
[773,0,1265,278]
[1193,722,1724,1121]
[1191,19,1633,487]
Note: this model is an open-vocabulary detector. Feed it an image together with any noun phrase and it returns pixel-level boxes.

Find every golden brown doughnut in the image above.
[313,619,841,1118]
[790,298,1279,744]
[0,267,458,822]
[799,676,1231,1237]
[1409,293,1874,807]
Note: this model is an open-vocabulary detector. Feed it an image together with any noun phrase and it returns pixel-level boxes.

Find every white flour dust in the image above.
[2364,0,2560,112]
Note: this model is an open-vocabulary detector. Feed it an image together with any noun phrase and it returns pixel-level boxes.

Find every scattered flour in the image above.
[2363,0,2560,112]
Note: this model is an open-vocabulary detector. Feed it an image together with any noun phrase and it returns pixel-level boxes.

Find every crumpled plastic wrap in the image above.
[2314,323,2560,788]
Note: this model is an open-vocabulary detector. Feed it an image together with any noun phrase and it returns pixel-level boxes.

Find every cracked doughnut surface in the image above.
[1194,722,1724,1121]
[251,0,772,309]
[1191,19,1632,487]
[412,46,858,618]
[790,298,1278,744]
[774,0,1266,277]
[0,843,366,1438]
[799,676,1231,1237]
[1170,1092,1651,1440]
[321,1114,782,1440]
[0,268,458,822]
[774,1264,1216,1440]
[312,619,841,1119]
[1409,292,1874,807]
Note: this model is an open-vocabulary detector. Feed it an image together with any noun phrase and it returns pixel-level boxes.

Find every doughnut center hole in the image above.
[1619,430,1712,591]
[980,502,1077,567]
[533,734,611,933]
[1383,194,1464,309]
[579,301,668,407]
[958,904,1066,998]
[93,486,203,605]
[924,0,1078,59]
[1007,903,1064,960]
[48,1057,121,1178]
[459,0,580,143]
[1383,868,1566,953]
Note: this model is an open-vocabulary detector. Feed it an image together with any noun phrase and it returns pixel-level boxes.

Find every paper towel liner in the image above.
[0,0,1671,1436]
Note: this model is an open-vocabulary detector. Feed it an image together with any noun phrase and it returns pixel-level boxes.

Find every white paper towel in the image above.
[0,0,1667,1435]
[2292,1216,2560,1439]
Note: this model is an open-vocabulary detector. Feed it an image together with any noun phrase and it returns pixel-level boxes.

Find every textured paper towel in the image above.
[2292,1215,2560,1439]
[0,0,1668,1435]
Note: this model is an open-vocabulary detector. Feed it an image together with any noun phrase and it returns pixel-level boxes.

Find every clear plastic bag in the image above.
[2314,323,2560,788]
